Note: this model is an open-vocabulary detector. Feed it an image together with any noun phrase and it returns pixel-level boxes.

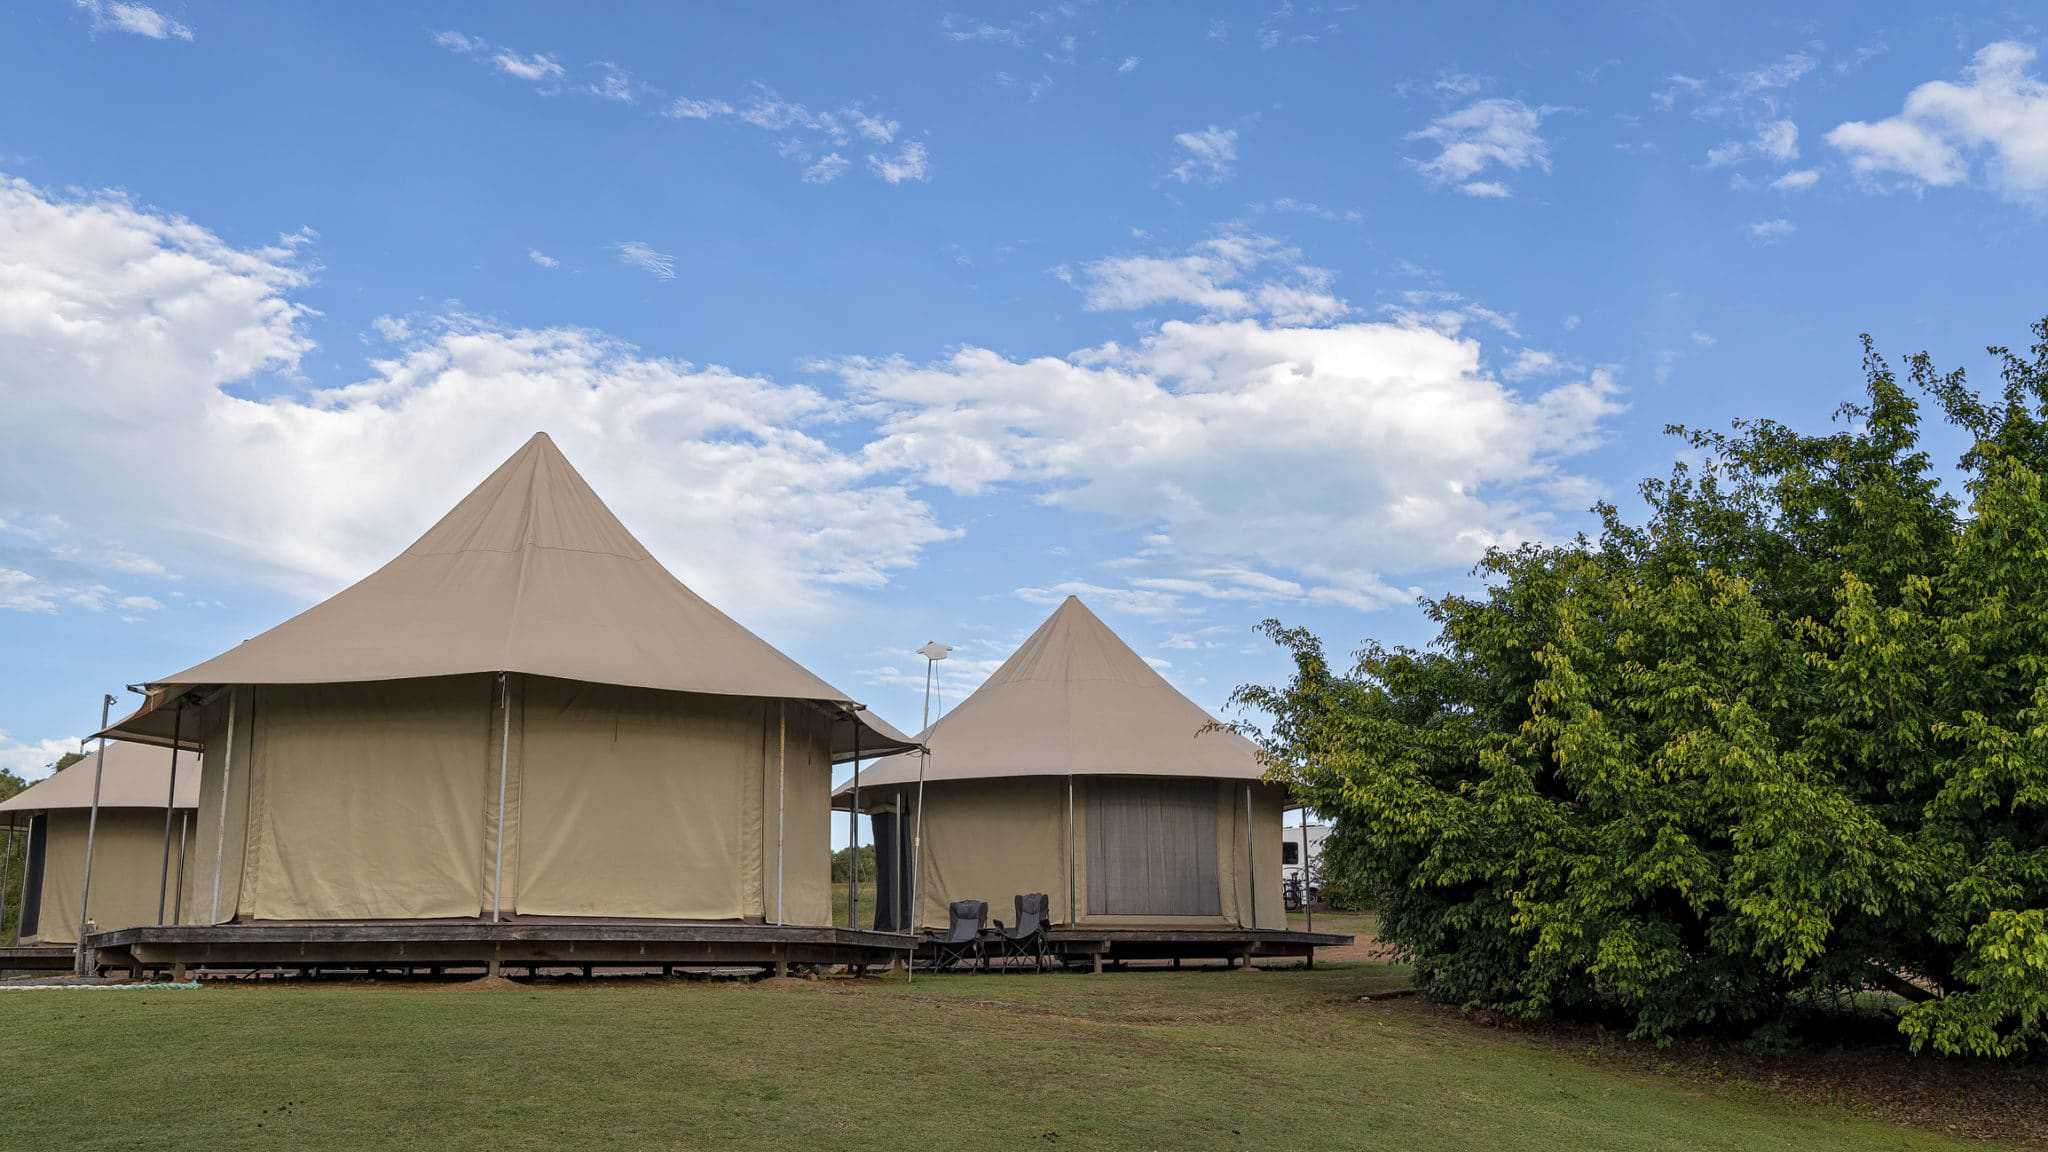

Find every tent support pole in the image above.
[173,810,189,925]
[492,673,511,923]
[848,713,861,932]
[209,688,239,924]
[0,820,14,944]
[156,704,183,924]
[75,693,113,974]
[1244,785,1256,933]
[1301,806,1314,936]
[13,822,30,945]
[775,702,785,926]
[1066,774,1076,925]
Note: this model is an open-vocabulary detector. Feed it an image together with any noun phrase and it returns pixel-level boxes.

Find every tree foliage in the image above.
[1236,322,2048,1057]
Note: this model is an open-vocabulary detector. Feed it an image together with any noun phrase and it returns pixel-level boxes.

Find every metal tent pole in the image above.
[1301,807,1314,934]
[1244,785,1257,932]
[156,705,184,923]
[1066,774,1076,925]
[11,820,29,945]
[209,688,239,924]
[775,702,786,926]
[173,810,189,925]
[75,694,113,974]
[0,820,14,944]
[848,713,861,931]
[492,673,511,922]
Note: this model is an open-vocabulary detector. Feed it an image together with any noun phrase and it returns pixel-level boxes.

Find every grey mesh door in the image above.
[1086,778,1220,916]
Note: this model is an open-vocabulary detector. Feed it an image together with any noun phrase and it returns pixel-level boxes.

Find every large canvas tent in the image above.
[102,432,913,928]
[1,741,200,944]
[835,596,1285,932]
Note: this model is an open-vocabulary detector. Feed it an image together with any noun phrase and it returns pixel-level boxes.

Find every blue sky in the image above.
[4,2,2047,798]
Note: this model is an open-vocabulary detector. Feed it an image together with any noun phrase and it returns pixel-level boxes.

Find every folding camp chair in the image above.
[921,899,987,971]
[987,892,1050,972]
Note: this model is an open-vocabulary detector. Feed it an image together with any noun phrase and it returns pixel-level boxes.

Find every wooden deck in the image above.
[0,945,77,972]
[1046,926,1352,971]
[86,918,911,978]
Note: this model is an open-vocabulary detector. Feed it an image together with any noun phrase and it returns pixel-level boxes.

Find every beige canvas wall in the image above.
[240,677,492,920]
[520,680,764,920]
[176,674,837,925]
[910,776,1069,929]
[183,687,253,924]
[903,775,1284,930]
[28,809,181,944]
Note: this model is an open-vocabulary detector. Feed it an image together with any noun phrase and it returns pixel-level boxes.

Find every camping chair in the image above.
[921,900,987,971]
[987,893,1050,972]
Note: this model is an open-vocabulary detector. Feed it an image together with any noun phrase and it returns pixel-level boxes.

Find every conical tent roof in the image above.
[0,740,200,812]
[836,596,1263,793]
[104,433,911,759]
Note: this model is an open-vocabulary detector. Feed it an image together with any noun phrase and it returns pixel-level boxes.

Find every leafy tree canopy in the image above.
[1236,321,2048,1058]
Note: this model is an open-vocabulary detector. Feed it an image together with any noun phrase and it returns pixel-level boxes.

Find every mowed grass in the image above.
[0,962,1998,1152]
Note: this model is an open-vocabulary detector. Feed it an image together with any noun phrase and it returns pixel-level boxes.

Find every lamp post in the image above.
[907,641,950,977]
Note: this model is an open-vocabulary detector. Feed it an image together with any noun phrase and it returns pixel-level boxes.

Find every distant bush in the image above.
[831,844,876,884]
[1235,322,2048,1059]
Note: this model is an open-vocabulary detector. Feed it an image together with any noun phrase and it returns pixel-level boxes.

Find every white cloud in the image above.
[0,568,54,612]
[587,63,641,103]
[116,594,162,611]
[527,249,559,269]
[0,175,951,626]
[1771,168,1820,190]
[1410,99,1552,196]
[1757,119,1800,161]
[493,51,566,84]
[1170,125,1239,184]
[668,97,735,120]
[74,1,192,41]
[844,110,898,145]
[1075,231,1345,325]
[371,315,413,341]
[430,30,564,88]
[0,730,84,781]
[1503,348,1564,379]
[868,142,930,184]
[665,86,927,185]
[803,154,851,184]
[614,241,676,280]
[1747,218,1797,242]
[833,317,1620,599]
[1117,56,1141,74]
[1826,41,2048,201]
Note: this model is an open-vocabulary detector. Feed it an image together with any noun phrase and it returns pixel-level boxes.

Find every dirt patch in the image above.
[1387,997,2048,1147]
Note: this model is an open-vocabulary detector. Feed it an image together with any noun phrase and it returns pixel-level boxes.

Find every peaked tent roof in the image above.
[104,433,913,761]
[0,741,200,813]
[834,596,1264,796]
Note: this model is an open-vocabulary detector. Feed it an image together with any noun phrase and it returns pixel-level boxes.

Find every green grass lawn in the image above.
[0,962,2000,1152]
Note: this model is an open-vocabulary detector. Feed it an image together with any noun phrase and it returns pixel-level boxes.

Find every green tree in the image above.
[1236,321,2048,1057]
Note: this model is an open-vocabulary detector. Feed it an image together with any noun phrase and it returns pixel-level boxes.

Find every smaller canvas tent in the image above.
[836,596,1286,931]
[0,741,200,944]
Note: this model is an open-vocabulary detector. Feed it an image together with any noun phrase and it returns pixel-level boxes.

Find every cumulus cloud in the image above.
[1170,125,1239,183]
[1747,218,1797,242]
[1772,168,1820,190]
[0,730,84,781]
[1074,230,1346,325]
[830,317,1621,598]
[803,154,851,184]
[74,1,192,41]
[0,175,950,625]
[668,84,929,186]
[527,249,559,269]
[1826,41,2048,202]
[1410,99,1553,197]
